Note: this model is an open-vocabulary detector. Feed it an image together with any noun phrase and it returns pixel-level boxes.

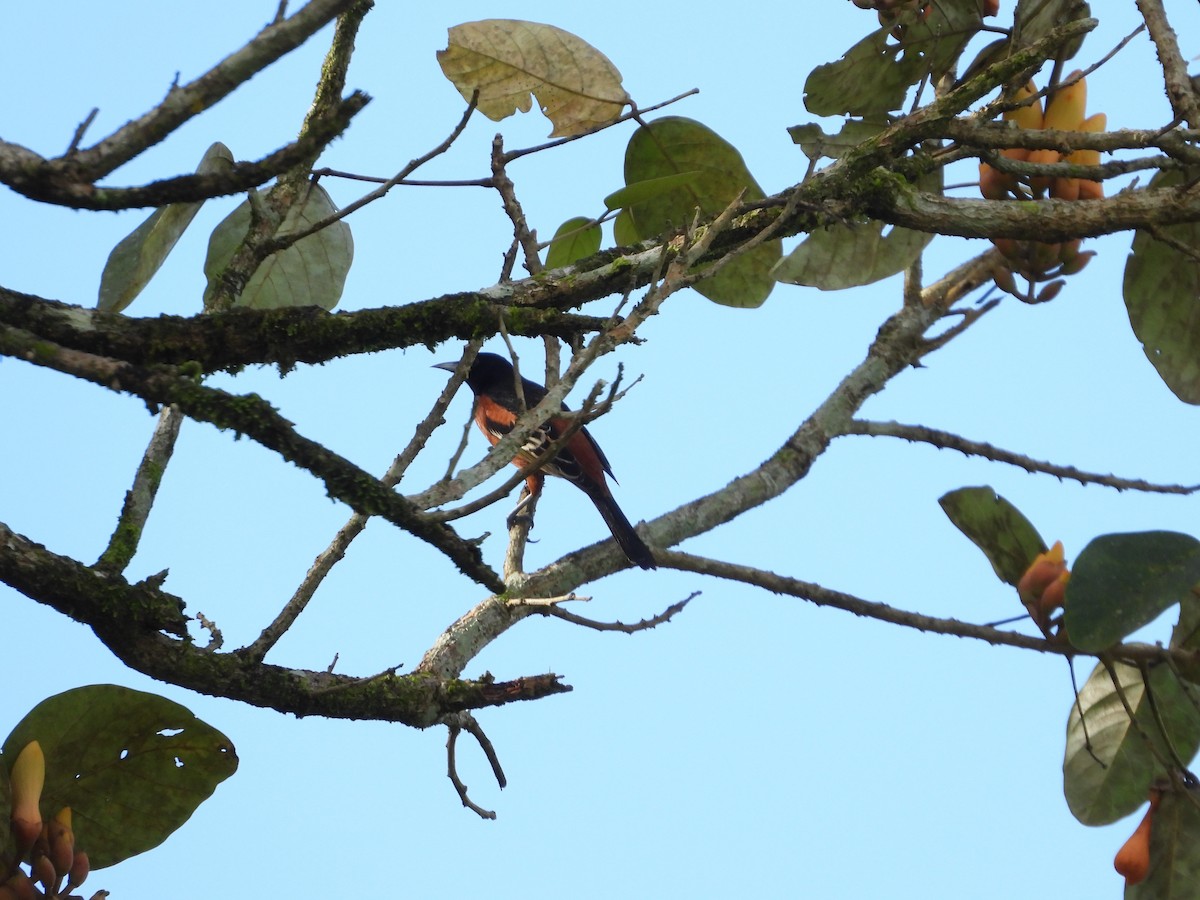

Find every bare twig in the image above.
[661,549,1064,653]
[445,712,506,819]
[1102,658,1174,771]
[94,404,184,575]
[845,419,1200,494]
[1135,0,1200,127]
[501,88,700,164]
[491,136,542,276]
[269,92,480,252]
[1,0,365,208]
[521,593,697,633]
[1069,659,1106,768]
[64,108,99,155]
[195,612,224,651]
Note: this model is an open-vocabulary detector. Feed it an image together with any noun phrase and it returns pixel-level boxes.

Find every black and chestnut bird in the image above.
[435,352,656,570]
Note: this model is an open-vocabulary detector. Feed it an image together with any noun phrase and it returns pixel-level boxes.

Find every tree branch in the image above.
[0,287,608,373]
[1136,0,1200,128]
[0,521,569,722]
[0,0,367,209]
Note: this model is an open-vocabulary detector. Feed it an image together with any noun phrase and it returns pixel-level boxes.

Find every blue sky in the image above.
[3,3,1199,897]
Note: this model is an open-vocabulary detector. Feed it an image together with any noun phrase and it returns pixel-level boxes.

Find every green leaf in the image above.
[612,208,639,248]
[773,220,933,290]
[98,142,233,313]
[1130,784,1200,899]
[697,250,782,308]
[545,216,601,269]
[603,171,704,211]
[1065,662,1200,825]
[0,758,10,860]
[203,183,353,311]
[1123,169,1200,404]
[437,20,629,137]
[1170,596,1200,684]
[1064,531,1200,653]
[2,685,238,869]
[938,486,1048,586]
[621,116,780,307]
[803,2,980,117]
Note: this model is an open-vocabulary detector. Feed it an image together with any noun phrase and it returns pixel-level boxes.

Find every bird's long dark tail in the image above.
[584,486,657,570]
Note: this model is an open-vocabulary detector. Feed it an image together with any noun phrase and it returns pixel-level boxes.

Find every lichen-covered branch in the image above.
[0,287,609,372]
[0,521,568,722]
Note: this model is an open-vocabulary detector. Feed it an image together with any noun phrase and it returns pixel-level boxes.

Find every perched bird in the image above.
[435,352,656,570]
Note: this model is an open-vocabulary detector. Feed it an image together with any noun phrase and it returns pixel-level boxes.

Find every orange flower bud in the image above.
[1114,791,1161,886]
[9,741,44,857]
[66,850,90,892]
[1017,541,1069,621]
[47,807,74,877]
[1043,73,1087,132]
[31,854,57,895]
[2,872,34,900]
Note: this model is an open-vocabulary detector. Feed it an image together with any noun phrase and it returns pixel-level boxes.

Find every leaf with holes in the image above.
[1064,662,1200,825]
[1064,531,1200,652]
[620,116,779,307]
[2,684,238,869]
[203,183,353,311]
[938,486,1048,586]
[98,142,234,313]
[787,119,889,163]
[438,20,628,137]
[804,2,981,117]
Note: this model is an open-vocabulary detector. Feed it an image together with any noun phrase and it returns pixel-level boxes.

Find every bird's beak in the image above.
[432,361,458,373]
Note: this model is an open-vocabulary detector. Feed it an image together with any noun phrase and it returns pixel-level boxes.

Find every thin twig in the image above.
[501,89,700,164]
[1068,658,1105,768]
[94,404,184,575]
[195,612,224,651]
[521,593,697,633]
[268,92,480,253]
[491,135,542,276]
[461,712,507,789]
[1138,658,1189,770]
[445,712,505,819]
[65,108,99,155]
[1135,0,1200,127]
[446,723,495,819]
[1102,658,1175,771]
[844,419,1200,494]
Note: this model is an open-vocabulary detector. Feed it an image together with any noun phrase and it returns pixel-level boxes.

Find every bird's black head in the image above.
[433,352,514,393]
